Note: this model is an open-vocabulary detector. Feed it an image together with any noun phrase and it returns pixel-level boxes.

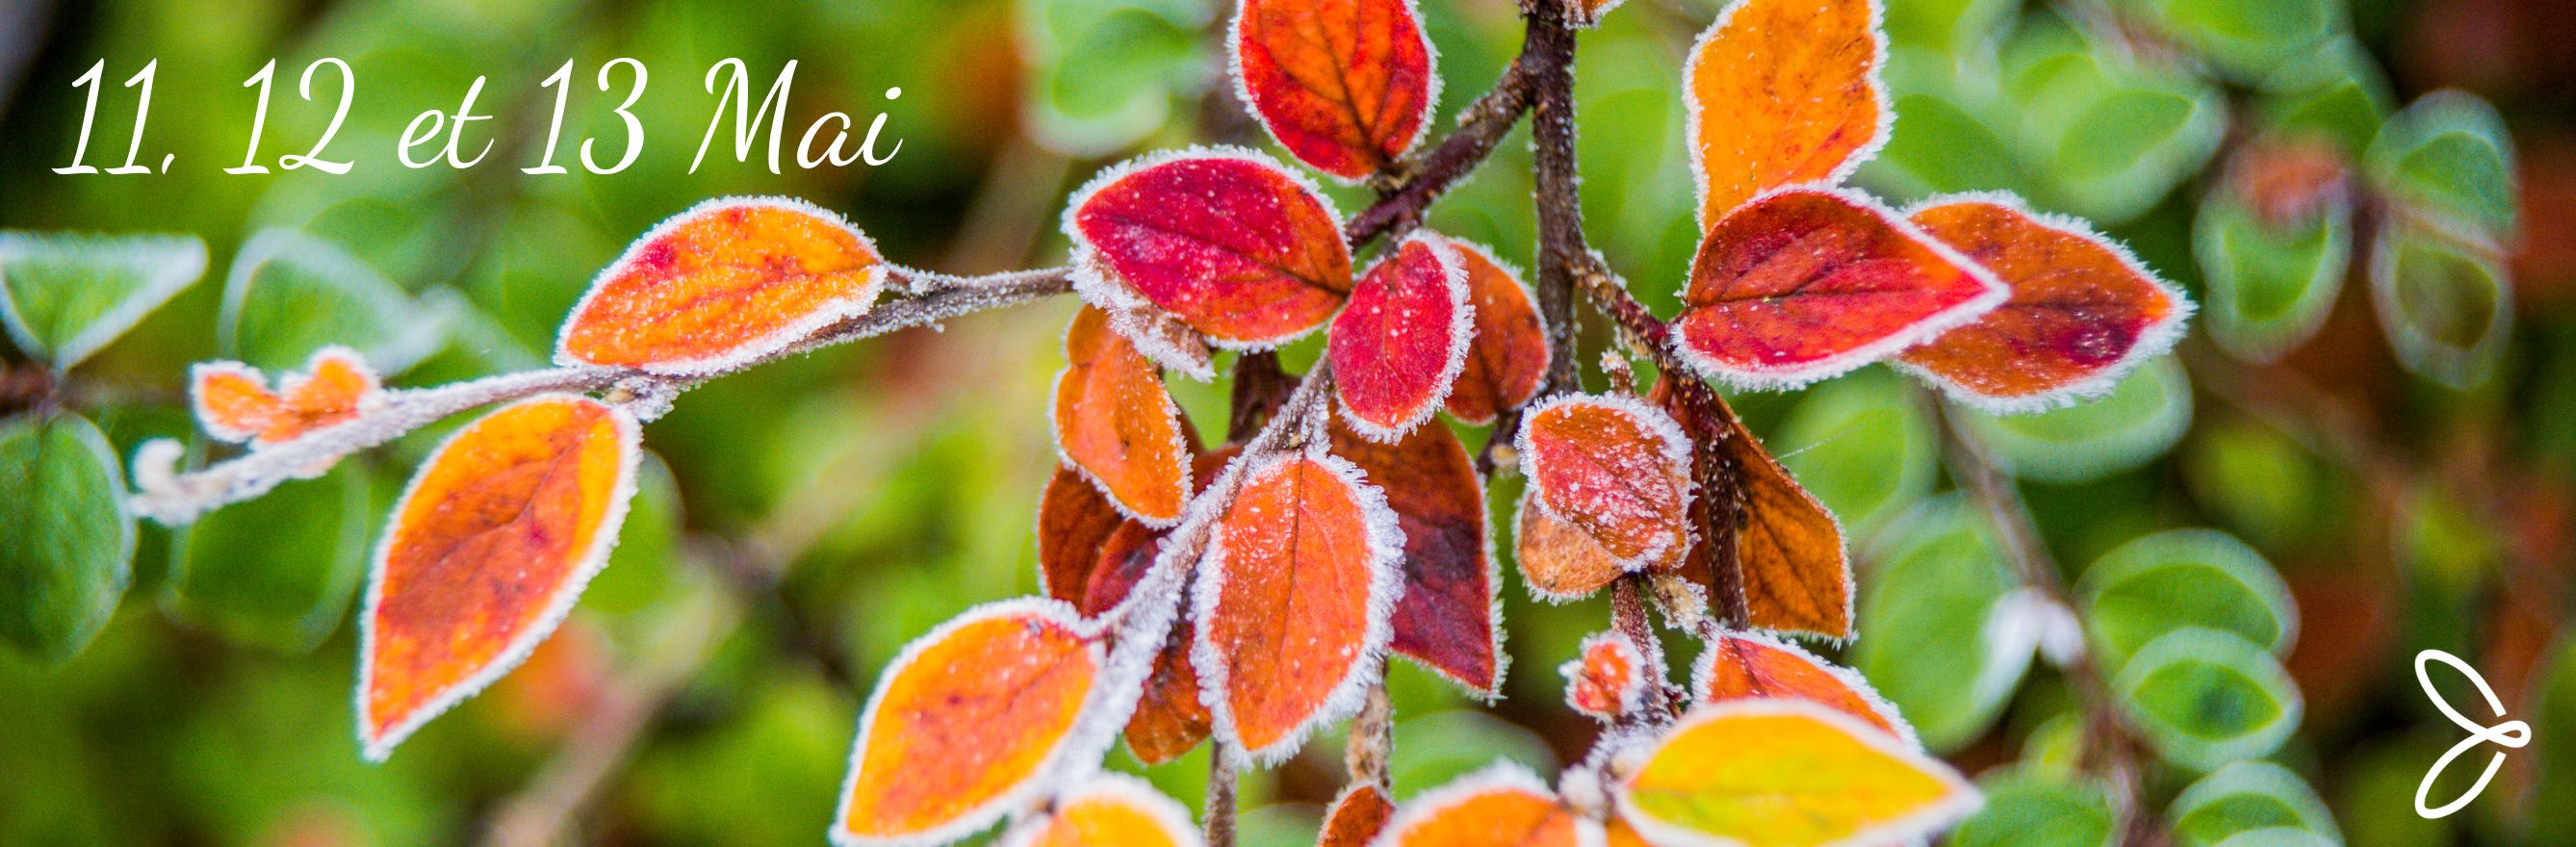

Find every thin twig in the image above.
[1344,57,1538,246]
[1525,11,1585,396]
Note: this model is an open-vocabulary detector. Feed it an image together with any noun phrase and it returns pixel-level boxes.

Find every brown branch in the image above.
[1344,58,1537,246]
[1525,11,1585,396]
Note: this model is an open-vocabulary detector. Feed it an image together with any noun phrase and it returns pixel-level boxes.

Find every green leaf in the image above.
[2002,16,2227,224]
[2182,421,2333,550]
[1385,710,1557,802]
[2079,528,2296,670]
[1949,773,2117,847]
[2365,90,2518,239]
[1883,0,2020,52]
[0,232,206,370]
[1852,496,2033,752]
[167,461,373,654]
[2113,628,2303,771]
[2369,220,2512,389]
[0,414,135,664]
[1017,0,1207,157]
[2259,38,2394,156]
[2133,0,2337,82]
[1958,356,2193,483]
[2169,761,2343,846]
[2210,828,2339,847]
[1771,369,1938,543]
[2193,183,2353,363]
[219,229,450,375]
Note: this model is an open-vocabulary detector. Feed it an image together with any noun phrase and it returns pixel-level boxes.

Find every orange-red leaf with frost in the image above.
[1069,152,1352,348]
[1004,776,1200,847]
[1040,465,1130,608]
[1330,234,1472,440]
[1440,239,1550,424]
[358,395,639,760]
[1057,306,1192,525]
[1193,449,1399,763]
[1379,766,1587,847]
[1329,418,1500,693]
[1695,632,1904,738]
[193,346,381,446]
[1517,396,1694,569]
[557,197,885,373]
[1898,198,2188,409]
[1685,0,1888,226]
[1652,378,1852,639]
[1125,606,1215,765]
[1232,0,1435,181]
[1512,490,1628,602]
[836,601,1102,846]
[1673,188,2003,390]
[1564,631,1646,720]
[1318,783,1396,847]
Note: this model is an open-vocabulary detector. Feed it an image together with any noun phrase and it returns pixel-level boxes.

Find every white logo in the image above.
[2413,649,2531,819]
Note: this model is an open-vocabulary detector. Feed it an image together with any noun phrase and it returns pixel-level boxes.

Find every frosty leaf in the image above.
[1376,762,1591,847]
[0,413,132,665]
[1512,489,1628,602]
[1192,448,1401,763]
[1652,378,1853,639]
[1898,195,2191,413]
[557,197,887,374]
[1617,700,1978,847]
[1693,630,1911,743]
[1001,774,1202,847]
[835,600,1104,846]
[222,229,450,375]
[1685,0,1891,226]
[1329,233,1473,440]
[1068,149,1353,348]
[1318,783,1395,847]
[1517,395,1694,570]
[358,395,641,760]
[1672,187,2005,390]
[1126,602,1215,765]
[1563,631,1647,720]
[1056,306,1193,525]
[0,231,205,369]
[1038,465,1132,608]
[1329,414,1501,694]
[1231,0,1436,181]
[1439,239,1551,424]
[192,346,382,447]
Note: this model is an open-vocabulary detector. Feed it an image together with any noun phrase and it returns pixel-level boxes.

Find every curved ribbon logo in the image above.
[2414,649,2532,819]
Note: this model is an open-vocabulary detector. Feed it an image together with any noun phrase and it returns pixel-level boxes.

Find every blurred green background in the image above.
[1,0,2571,844]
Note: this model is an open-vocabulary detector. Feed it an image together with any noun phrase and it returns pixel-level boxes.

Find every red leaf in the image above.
[1897,195,2190,411]
[1563,631,1648,720]
[192,346,381,446]
[1231,0,1437,181]
[1440,238,1551,424]
[1516,395,1695,569]
[1125,604,1215,765]
[557,197,886,373]
[1672,187,2004,390]
[1056,306,1192,525]
[1693,630,1911,743]
[1330,234,1474,440]
[1068,150,1353,349]
[1038,466,1130,608]
[1192,448,1401,763]
[835,600,1104,845]
[1330,417,1503,694]
[1685,0,1889,227]
[358,395,639,759]
[1319,783,1397,847]
[1651,378,1852,640]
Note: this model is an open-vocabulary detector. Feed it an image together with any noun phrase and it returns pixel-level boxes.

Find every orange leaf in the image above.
[1517,395,1695,569]
[192,346,381,446]
[835,600,1105,846]
[1329,418,1503,694]
[1125,605,1215,765]
[1069,150,1353,349]
[1318,783,1396,847]
[1001,774,1201,847]
[1329,233,1473,440]
[1057,306,1192,525]
[1617,700,1977,847]
[1039,465,1131,608]
[1231,0,1436,181]
[1192,448,1401,763]
[1512,489,1628,602]
[1897,195,2191,411]
[1440,239,1550,425]
[1685,0,1889,227]
[1378,763,1592,847]
[357,395,639,759]
[558,197,886,373]
[1651,378,1853,639]
[1693,631,1909,742]
[1563,631,1647,720]
[1672,187,2004,390]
